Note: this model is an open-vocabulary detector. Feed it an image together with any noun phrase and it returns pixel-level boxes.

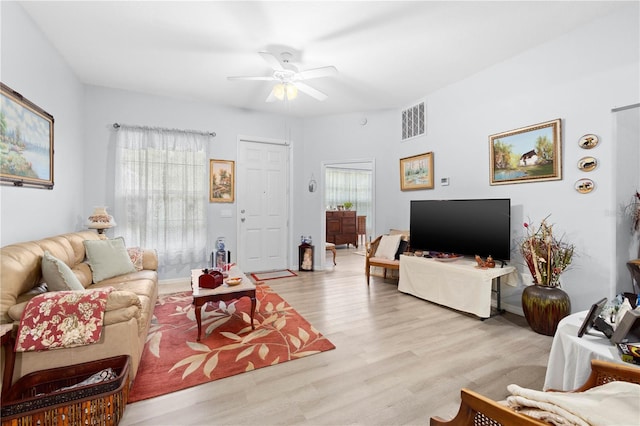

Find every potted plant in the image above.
[520,216,575,336]
[343,201,353,210]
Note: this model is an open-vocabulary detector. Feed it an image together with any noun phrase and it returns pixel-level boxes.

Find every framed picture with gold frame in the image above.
[209,159,234,202]
[1,83,54,189]
[400,152,434,191]
[489,118,562,185]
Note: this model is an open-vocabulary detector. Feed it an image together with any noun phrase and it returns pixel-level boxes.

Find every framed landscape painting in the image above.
[400,152,434,190]
[209,159,234,202]
[0,83,54,188]
[489,118,562,185]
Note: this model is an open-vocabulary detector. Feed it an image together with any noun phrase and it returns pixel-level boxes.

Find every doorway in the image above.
[237,137,291,272]
[321,159,375,267]
[613,103,640,294]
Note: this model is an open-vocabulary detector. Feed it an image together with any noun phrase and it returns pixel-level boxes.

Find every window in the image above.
[114,126,208,269]
[325,165,373,236]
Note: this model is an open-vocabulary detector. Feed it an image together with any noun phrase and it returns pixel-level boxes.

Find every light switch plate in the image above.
[441,177,450,186]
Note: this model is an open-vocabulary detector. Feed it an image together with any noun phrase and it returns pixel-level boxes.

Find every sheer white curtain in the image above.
[114,126,208,268]
[325,167,373,235]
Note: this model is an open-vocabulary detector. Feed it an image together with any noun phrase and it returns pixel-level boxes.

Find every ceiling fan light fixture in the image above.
[273,83,298,101]
[231,51,334,103]
[273,83,285,100]
[285,83,298,100]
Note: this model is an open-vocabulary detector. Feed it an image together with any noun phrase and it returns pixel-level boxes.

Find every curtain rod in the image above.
[113,122,216,137]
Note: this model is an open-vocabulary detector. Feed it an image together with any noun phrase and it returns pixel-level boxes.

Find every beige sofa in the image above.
[0,231,158,388]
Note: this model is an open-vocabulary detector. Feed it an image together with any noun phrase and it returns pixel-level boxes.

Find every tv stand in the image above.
[398,255,517,319]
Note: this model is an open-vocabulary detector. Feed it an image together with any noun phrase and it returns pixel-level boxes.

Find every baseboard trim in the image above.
[159,277,190,286]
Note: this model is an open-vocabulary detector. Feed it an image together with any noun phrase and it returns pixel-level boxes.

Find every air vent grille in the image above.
[401,102,425,141]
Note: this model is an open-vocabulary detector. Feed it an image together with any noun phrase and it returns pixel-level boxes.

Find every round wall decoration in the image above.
[577,156,598,172]
[308,175,317,192]
[578,134,599,149]
[575,178,595,194]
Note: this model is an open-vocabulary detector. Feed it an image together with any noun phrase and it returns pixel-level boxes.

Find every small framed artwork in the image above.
[578,134,599,149]
[489,118,562,185]
[1,83,54,189]
[400,152,434,191]
[209,159,235,202]
[575,178,595,194]
[577,156,597,172]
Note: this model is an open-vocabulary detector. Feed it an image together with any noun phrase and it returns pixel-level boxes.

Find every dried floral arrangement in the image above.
[520,216,574,288]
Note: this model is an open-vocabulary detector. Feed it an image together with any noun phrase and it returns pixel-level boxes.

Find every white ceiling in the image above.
[19,1,627,118]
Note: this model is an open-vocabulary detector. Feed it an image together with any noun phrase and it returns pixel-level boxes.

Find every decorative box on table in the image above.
[1,355,130,426]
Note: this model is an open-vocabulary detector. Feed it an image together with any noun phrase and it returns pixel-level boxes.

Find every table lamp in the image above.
[87,207,116,239]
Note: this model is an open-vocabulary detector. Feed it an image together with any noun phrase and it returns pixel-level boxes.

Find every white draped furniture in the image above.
[543,310,636,391]
[398,255,517,319]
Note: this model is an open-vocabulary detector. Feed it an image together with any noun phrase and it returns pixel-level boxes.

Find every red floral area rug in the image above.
[128,285,334,402]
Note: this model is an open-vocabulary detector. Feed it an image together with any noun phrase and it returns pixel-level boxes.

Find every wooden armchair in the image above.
[430,359,640,426]
[366,236,399,285]
[365,232,409,285]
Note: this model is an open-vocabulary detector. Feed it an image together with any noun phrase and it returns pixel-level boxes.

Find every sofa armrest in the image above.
[8,290,142,325]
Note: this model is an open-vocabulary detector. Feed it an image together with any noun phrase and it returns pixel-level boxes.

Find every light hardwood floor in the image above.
[121,248,553,426]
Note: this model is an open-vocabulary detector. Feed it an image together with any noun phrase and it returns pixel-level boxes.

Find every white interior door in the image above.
[237,138,289,272]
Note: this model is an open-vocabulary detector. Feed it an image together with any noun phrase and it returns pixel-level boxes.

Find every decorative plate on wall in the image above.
[578,134,599,149]
[578,156,598,172]
[575,178,595,194]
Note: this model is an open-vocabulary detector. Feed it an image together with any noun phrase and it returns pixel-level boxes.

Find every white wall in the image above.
[83,86,303,279]
[1,2,86,244]
[301,4,639,313]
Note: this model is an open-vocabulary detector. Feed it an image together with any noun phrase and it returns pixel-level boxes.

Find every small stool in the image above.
[325,242,337,265]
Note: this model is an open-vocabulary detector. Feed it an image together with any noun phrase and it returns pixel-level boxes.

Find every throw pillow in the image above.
[395,240,409,260]
[376,234,402,260]
[84,237,136,283]
[41,250,85,291]
[127,247,144,271]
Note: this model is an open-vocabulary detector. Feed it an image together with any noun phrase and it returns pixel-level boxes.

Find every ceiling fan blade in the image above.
[265,88,278,103]
[258,51,285,71]
[296,66,338,81]
[227,75,274,81]
[295,82,328,101]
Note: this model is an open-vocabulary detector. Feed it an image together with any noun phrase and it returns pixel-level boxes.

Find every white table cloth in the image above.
[398,255,517,318]
[543,310,626,391]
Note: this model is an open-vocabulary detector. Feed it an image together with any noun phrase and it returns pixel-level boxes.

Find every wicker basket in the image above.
[1,355,130,426]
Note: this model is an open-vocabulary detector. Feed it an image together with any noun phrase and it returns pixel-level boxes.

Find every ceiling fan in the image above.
[227,51,337,102]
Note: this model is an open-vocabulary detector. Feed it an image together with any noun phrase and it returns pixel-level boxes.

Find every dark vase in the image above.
[522,285,571,336]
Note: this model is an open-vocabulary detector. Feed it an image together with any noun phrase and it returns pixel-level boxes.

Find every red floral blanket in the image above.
[15,288,114,352]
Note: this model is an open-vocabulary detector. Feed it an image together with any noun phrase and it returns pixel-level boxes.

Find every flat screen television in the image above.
[410,198,511,261]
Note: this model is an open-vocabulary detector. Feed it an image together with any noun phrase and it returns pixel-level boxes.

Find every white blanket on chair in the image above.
[506,381,640,426]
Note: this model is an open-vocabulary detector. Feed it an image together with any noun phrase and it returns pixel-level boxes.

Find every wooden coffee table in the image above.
[191,266,256,341]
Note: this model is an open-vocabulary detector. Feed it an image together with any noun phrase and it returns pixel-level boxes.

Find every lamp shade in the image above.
[87,207,116,230]
[285,83,298,100]
[273,83,298,101]
[273,83,285,100]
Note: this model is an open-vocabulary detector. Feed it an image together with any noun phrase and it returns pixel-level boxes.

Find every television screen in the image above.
[410,199,511,261]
